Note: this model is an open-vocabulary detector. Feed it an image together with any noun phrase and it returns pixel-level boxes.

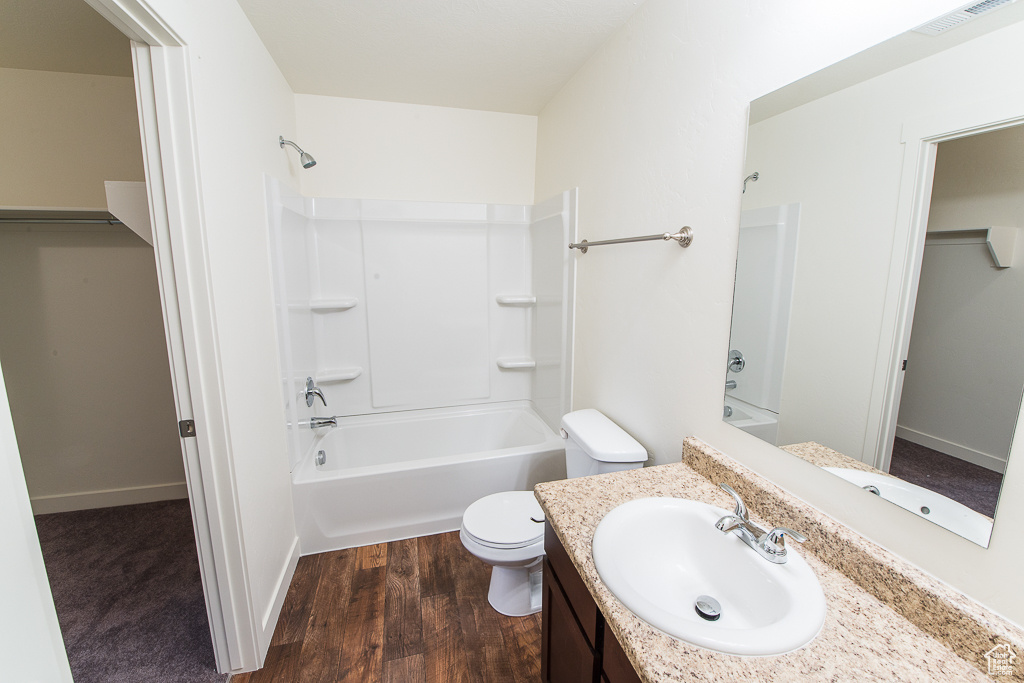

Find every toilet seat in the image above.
[462,491,544,550]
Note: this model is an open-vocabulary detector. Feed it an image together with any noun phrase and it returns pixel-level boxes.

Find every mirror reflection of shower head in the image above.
[279,136,317,169]
[742,171,759,193]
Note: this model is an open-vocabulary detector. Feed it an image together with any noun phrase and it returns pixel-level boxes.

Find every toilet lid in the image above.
[463,491,545,549]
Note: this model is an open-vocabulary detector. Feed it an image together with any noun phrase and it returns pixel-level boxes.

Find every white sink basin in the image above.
[822,467,992,546]
[592,497,826,656]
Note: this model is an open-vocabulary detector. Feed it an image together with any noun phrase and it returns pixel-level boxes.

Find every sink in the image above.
[592,497,826,656]
[822,467,992,546]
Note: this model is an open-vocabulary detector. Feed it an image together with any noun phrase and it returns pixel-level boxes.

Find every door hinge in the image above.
[901,359,908,371]
[179,419,197,438]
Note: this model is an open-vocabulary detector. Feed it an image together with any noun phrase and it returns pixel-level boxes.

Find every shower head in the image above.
[279,136,317,169]
[742,171,759,193]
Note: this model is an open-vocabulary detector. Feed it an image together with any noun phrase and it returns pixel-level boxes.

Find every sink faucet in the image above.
[714,483,807,564]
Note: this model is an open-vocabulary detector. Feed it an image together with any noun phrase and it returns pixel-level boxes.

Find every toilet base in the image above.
[487,561,544,617]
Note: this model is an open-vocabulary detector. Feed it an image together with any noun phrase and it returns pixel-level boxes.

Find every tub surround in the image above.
[534,437,1023,681]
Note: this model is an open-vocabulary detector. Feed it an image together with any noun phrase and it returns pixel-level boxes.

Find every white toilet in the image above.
[459,409,647,616]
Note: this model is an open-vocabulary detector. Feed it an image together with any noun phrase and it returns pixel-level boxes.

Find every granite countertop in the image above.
[534,437,1024,682]
[779,441,889,474]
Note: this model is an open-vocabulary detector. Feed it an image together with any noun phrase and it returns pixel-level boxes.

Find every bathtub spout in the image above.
[309,416,338,430]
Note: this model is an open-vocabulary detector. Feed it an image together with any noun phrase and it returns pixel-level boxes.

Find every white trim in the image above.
[866,89,1024,472]
[29,483,189,515]
[895,426,1007,474]
[260,537,300,648]
[130,41,256,672]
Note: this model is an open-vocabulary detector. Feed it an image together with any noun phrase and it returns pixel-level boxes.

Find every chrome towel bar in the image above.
[569,226,692,253]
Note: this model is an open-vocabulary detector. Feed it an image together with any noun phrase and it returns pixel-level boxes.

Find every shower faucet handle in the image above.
[305,377,327,407]
[728,349,746,373]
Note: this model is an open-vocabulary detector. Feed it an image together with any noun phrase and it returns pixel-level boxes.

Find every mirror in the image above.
[725,2,1024,547]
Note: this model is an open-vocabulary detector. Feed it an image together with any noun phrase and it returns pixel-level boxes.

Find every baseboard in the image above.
[257,536,300,663]
[30,482,189,515]
[895,426,1007,474]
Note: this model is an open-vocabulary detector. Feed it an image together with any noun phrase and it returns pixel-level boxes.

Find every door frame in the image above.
[866,91,1024,472]
[84,0,260,672]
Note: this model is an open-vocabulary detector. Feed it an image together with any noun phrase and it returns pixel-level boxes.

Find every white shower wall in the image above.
[267,179,575,469]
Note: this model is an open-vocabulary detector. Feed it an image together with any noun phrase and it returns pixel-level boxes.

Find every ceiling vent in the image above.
[913,0,1017,35]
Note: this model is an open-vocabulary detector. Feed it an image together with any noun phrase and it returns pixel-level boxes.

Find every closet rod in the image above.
[0,217,123,225]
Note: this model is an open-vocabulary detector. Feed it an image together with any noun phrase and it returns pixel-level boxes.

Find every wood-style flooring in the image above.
[231,531,542,683]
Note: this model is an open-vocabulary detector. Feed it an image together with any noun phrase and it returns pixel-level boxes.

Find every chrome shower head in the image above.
[279,136,317,169]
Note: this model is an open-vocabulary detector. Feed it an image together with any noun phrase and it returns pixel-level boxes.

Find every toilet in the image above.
[459,409,647,617]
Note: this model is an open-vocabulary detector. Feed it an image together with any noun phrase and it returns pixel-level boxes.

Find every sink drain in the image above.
[694,595,722,621]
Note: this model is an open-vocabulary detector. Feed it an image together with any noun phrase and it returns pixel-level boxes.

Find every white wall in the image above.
[536,0,1024,627]
[0,67,144,209]
[0,64,184,513]
[0,225,186,512]
[296,95,537,204]
[929,125,1024,232]
[898,126,1024,471]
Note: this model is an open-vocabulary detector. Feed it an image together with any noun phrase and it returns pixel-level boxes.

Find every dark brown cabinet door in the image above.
[602,627,642,683]
[542,558,598,683]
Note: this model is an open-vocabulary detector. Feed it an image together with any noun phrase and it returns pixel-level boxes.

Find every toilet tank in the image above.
[560,409,648,479]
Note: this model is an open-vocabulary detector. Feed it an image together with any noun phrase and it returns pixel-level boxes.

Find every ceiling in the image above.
[235,0,645,115]
[1,0,645,115]
[0,0,132,77]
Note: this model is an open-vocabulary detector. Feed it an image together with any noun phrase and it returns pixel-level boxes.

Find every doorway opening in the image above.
[890,123,1024,519]
[0,1,220,679]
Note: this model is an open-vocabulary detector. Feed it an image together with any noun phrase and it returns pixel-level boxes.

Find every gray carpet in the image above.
[889,437,1003,517]
[34,499,226,683]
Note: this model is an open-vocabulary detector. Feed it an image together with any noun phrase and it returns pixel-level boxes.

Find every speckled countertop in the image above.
[534,437,1024,682]
[779,441,889,474]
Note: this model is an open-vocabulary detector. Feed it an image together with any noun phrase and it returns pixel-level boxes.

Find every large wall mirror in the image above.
[726,2,1024,547]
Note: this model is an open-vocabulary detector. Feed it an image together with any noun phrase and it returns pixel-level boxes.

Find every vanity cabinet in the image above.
[541,522,642,683]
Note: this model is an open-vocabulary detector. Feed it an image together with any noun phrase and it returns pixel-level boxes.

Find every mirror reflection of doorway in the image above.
[892,124,1024,518]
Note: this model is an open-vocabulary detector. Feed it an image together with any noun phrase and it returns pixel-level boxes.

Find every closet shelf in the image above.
[496,358,536,370]
[496,295,537,306]
[317,368,363,383]
[927,226,1020,269]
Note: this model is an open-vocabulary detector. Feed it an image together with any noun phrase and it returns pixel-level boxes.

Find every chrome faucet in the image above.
[308,416,337,430]
[714,483,807,564]
[725,379,737,390]
[304,377,327,407]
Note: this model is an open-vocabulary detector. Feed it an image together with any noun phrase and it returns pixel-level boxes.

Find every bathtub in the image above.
[292,400,566,554]
[724,396,779,445]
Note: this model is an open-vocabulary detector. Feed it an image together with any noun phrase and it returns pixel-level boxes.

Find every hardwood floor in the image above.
[232,532,542,683]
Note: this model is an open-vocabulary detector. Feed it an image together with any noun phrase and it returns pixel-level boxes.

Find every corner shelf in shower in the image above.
[496,358,536,370]
[495,295,537,306]
[317,367,363,383]
[309,298,358,312]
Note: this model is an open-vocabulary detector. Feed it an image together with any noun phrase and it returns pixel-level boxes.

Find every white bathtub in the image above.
[292,401,566,554]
